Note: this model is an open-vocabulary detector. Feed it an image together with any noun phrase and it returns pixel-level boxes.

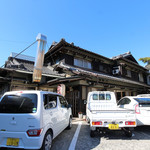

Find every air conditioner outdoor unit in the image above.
[112,66,120,75]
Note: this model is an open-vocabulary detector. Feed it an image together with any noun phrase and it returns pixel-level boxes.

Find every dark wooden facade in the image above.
[45,39,150,116]
[0,54,65,97]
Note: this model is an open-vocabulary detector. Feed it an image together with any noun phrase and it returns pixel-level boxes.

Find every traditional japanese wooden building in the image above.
[44,39,150,116]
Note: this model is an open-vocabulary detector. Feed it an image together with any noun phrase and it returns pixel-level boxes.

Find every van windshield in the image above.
[0,94,37,113]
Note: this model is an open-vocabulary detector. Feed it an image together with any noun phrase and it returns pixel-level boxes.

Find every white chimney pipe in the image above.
[33,33,47,82]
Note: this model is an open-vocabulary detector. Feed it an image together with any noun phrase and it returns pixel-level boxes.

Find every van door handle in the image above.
[50,112,53,116]
[10,121,17,125]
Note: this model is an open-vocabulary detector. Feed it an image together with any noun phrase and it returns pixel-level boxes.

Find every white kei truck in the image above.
[86,91,136,137]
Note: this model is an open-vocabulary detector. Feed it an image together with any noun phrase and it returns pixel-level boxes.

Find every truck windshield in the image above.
[134,98,150,107]
[0,94,37,113]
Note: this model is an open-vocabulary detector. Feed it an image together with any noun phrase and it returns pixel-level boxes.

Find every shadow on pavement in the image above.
[76,123,101,150]
[86,125,150,141]
[51,124,78,150]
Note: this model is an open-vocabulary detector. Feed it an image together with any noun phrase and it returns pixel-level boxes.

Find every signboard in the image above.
[57,84,66,96]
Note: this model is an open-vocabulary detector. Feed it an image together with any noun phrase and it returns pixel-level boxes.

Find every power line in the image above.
[1,40,37,68]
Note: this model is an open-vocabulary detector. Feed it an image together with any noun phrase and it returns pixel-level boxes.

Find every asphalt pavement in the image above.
[52,118,150,150]
[1,118,150,150]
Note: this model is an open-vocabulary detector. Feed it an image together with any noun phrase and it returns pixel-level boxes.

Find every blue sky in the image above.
[0,0,150,67]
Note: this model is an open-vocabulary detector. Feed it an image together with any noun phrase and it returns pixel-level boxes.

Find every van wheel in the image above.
[41,131,52,150]
[67,117,72,129]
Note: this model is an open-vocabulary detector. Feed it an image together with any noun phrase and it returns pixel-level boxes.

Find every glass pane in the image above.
[77,59,83,67]
[134,98,150,103]
[106,94,111,100]
[93,94,98,100]
[83,61,88,68]
[99,94,105,100]
[87,62,92,69]
[0,94,37,113]
[59,96,68,108]
[44,94,57,109]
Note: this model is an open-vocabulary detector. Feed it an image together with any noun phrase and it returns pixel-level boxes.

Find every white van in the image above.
[0,90,72,150]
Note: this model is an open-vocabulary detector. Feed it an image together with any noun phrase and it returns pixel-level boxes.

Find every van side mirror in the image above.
[67,104,72,109]
[84,100,87,104]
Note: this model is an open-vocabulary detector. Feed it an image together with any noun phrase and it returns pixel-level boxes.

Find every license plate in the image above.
[108,124,119,130]
[7,138,19,146]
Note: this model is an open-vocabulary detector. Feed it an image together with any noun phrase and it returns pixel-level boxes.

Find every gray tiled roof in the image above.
[112,52,131,59]
[5,57,63,77]
[56,62,150,88]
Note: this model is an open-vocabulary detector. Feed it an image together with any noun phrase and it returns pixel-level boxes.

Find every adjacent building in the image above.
[0,52,64,97]
[145,63,150,85]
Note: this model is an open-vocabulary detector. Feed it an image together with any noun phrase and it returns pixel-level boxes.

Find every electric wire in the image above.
[1,40,37,68]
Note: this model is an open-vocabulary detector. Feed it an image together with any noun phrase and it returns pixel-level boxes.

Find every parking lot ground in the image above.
[1,118,150,150]
[51,118,81,150]
[76,120,150,150]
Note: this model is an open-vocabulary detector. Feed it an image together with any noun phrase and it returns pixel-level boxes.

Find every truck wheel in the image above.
[41,131,52,150]
[90,130,95,137]
[67,117,72,129]
[125,130,132,138]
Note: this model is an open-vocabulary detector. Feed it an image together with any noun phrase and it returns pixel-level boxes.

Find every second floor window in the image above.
[139,73,144,82]
[147,75,150,85]
[99,65,103,71]
[126,70,131,78]
[74,58,91,69]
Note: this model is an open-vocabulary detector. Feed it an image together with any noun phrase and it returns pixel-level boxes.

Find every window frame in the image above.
[147,75,150,85]
[59,96,68,108]
[99,65,104,72]
[43,94,58,110]
[92,93,111,101]
[117,98,131,105]
[74,58,92,69]
[0,93,38,114]
[126,70,131,78]
[139,73,144,82]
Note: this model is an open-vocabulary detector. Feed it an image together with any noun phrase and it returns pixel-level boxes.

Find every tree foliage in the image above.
[139,57,150,64]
